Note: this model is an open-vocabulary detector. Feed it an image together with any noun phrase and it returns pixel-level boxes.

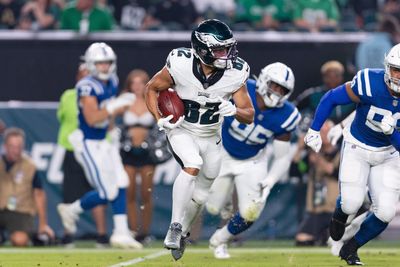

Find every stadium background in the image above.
[1,30,400,241]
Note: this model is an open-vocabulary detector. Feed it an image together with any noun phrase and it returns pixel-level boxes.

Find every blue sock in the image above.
[354,213,388,247]
[80,190,107,210]
[111,188,126,215]
[227,212,253,235]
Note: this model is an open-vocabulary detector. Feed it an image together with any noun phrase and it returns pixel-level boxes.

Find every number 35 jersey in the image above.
[166,47,250,137]
[346,69,400,149]
[222,79,301,160]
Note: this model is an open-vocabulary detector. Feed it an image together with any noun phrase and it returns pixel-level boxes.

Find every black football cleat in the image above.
[339,242,364,266]
[330,218,346,241]
[171,233,190,261]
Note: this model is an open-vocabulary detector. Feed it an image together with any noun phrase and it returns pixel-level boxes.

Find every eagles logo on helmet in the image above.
[191,19,238,70]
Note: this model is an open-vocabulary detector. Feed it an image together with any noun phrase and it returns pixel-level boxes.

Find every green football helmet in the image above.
[191,19,238,69]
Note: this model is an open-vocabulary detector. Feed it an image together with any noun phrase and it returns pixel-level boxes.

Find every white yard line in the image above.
[107,250,168,267]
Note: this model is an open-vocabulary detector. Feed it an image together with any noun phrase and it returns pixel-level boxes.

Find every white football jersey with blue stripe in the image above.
[221,79,300,160]
[346,69,400,149]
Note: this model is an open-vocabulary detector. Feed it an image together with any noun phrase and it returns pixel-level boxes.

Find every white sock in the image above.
[342,211,368,242]
[218,225,234,243]
[171,170,196,224]
[182,200,203,236]
[70,200,83,214]
[113,214,129,233]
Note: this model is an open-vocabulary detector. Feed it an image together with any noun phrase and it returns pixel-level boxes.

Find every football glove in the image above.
[327,123,343,146]
[304,128,322,153]
[157,115,184,131]
[106,93,136,115]
[216,96,236,117]
[380,115,395,135]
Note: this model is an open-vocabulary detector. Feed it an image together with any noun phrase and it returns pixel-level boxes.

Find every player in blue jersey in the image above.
[205,62,300,259]
[304,43,400,265]
[57,42,142,249]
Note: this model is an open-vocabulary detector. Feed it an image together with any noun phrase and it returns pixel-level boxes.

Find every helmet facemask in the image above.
[384,63,400,94]
[384,44,400,95]
[258,80,291,107]
[84,42,117,81]
[256,62,295,108]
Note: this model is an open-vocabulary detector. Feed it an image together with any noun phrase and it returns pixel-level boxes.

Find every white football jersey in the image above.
[166,47,250,137]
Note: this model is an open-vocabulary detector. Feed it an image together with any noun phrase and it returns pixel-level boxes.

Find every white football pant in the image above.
[339,141,400,223]
[207,147,268,222]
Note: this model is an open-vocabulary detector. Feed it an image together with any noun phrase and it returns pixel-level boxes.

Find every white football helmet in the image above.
[256,62,295,107]
[384,43,400,93]
[83,42,117,80]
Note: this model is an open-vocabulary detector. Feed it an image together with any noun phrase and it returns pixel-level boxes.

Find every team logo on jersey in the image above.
[198,92,210,98]
[257,114,264,121]
[393,100,398,107]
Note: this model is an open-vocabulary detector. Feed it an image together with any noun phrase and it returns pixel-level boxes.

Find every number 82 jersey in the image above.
[166,47,250,137]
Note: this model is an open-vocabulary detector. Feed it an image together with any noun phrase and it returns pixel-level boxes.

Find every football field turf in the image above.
[0,241,398,267]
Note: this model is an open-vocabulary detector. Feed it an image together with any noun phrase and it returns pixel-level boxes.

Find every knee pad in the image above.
[192,174,214,205]
[340,195,364,215]
[192,188,210,206]
[375,205,396,223]
[240,202,263,222]
[205,202,221,216]
[105,185,119,201]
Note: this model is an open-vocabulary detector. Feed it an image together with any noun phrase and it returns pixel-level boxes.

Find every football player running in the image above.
[304,44,400,265]
[145,19,254,260]
[206,62,300,259]
[57,42,142,249]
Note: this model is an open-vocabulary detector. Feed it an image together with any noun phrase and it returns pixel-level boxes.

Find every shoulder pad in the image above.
[166,47,194,80]
[76,77,104,97]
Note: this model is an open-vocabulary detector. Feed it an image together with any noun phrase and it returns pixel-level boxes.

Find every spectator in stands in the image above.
[113,0,152,30]
[192,0,235,23]
[356,14,400,70]
[295,120,340,246]
[18,0,62,30]
[293,0,339,32]
[57,63,108,247]
[146,0,201,30]
[382,0,400,22]
[348,0,379,30]
[295,60,353,124]
[0,0,22,29]
[60,0,114,33]
[234,0,293,30]
[120,69,171,243]
[0,127,54,247]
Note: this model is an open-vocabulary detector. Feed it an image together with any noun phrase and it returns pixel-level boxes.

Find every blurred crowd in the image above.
[1,0,400,32]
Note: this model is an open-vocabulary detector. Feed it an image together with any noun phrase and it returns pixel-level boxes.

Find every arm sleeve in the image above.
[310,84,353,131]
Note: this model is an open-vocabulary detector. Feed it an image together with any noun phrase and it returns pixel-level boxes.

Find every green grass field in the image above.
[0,240,398,267]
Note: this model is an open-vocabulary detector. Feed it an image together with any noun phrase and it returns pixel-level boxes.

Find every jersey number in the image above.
[228,120,273,145]
[366,105,400,132]
[177,48,191,58]
[183,99,220,125]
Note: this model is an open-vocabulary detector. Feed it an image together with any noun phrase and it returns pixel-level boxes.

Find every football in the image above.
[157,88,185,123]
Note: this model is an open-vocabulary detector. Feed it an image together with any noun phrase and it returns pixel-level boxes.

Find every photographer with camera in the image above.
[0,127,54,246]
